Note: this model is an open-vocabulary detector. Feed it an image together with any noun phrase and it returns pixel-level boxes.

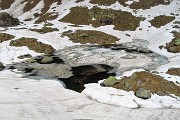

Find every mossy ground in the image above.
[111,71,180,96]
[62,30,119,45]
[60,6,143,31]
[150,15,175,28]
[30,26,58,34]
[9,37,55,54]
[165,31,180,53]
[0,33,15,43]
[167,68,180,76]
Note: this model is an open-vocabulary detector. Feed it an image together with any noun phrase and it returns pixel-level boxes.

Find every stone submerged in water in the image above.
[0,62,4,70]
[135,88,151,99]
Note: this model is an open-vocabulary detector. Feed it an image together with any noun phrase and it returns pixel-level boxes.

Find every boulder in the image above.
[0,62,4,70]
[40,56,54,64]
[135,88,151,99]
[0,12,19,27]
[101,76,118,86]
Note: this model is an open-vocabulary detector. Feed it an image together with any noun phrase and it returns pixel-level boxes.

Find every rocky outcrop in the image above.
[0,62,4,70]
[0,12,19,27]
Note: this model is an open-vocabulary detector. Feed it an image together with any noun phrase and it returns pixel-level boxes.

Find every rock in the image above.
[40,56,54,64]
[0,62,4,70]
[156,91,166,96]
[101,76,118,86]
[0,12,19,27]
[26,58,37,63]
[135,88,151,99]
[138,48,151,53]
[18,54,32,59]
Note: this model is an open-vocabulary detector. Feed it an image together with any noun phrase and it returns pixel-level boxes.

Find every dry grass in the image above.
[89,0,170,9]
[23,0,41,13]
[0,0,15,10]
[129,0,170,9]
[9,37,55,54]
[112,71,180,96]
[63,30,119,45]
[0,33,15,43]
[35,13,58,23]
[60,6,143,31]
[167,68,180,76]
[150,15,175,28]
[30,27,58,34]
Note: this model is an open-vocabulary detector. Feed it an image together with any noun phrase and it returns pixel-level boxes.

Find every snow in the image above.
[82,83,180,109]
[0,70,180,120]
[0,0,180,119]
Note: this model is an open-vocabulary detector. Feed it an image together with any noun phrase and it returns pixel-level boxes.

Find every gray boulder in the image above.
[0,62,4,70]
[101,76,118,86]
[135,88,151,99]
[40,56,54,64]
[0,12,19,27]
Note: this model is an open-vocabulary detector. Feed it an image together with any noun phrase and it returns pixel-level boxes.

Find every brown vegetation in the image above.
[112,71,180,96]
[9,37,55,54]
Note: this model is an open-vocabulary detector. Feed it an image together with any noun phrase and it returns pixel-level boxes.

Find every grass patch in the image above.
[9,37,55,54]
[111,71,180,96]
[62,30,119,45]
[60,6,143,31]
[30,27,59,34]
[167,68,180,76]
[150,15,175,28]
[165,31,180,53]
[0,33,15,43]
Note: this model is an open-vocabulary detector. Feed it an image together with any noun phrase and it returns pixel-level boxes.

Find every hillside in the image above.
[0,0,180,119]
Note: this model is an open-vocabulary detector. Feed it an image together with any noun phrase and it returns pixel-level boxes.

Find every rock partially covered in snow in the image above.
[0,62,4,70]
[135,88,151,99]
[0,12,19,27]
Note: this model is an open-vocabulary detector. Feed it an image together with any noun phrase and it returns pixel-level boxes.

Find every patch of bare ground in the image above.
[149,15,175,28]
[111,71,180,96]
[165,31,180,53]
[89,0,128,6]
[35,13,58,24]
[23,0,41,13]
[89,0,170,9]
[9,37,55,54]
[0,33,15,43]
[167,68,180,76]
[62,30,119,45]
[60,6,143,31]
[0,0,15,10]
[22,0,61,23]
[75,0,85,3]
[129,0,170,9]
[30,27,58,34]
